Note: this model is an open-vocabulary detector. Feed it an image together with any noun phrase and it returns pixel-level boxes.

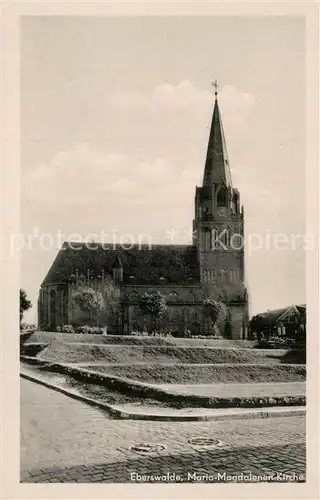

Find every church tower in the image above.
[193,82,248,338]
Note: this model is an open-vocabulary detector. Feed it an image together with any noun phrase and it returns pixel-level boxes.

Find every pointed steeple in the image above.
[202,82,232,189]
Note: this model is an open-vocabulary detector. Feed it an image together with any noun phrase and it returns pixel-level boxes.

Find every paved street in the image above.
[20,379,306,483]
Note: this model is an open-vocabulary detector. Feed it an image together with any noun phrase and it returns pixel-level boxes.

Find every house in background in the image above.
[250,304,306,339]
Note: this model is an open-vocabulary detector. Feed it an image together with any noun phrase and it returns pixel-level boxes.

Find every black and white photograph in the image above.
[1,3,319,494]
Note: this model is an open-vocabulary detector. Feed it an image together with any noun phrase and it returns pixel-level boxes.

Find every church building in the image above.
[38,85,249,338]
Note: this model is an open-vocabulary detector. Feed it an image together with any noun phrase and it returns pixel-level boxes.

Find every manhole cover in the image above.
[188,437,224,449]
[129,443,167,455]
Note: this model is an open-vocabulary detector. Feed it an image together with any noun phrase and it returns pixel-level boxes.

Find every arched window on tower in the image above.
[217,187,228,207]
[232,192,239,213]
[202,200,210,219]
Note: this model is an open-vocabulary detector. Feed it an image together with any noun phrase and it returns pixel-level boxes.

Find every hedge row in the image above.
[56,325,106,334]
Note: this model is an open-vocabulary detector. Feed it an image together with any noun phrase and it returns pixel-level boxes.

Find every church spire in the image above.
[202,81,232,189]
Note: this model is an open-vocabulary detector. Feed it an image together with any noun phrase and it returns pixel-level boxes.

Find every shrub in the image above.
[76,325,91,334]
[171,330,185,338]
[158,331,173,337]
[149,331,173,337]
[268,336,286,344]
[90,326,106,335]
[60,324,75,333]
[256,336,294,349]
[130,331,148,337]
[75,325,106,334]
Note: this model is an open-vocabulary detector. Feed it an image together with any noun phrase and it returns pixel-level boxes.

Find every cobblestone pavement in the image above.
[20,379,306,483]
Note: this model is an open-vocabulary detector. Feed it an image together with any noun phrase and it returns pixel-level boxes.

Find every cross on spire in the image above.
[212,79,219,99]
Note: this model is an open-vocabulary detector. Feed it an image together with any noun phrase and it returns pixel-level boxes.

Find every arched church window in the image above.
[61,290,65,317]
[204,228,210,250]
[223,269,228,285]
[229,269,237,283]
[202,201,210,219]
[219,269,227,285]
[232,192,239,213]
[49,289,57,328]
[129,291,139,302]
[217,187,228,207]
[169,291,179,302]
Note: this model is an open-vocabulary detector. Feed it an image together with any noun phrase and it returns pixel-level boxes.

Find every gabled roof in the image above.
[296,304,306,315]
[258,308,288,322]
[41,242,200,286]
[254,304,306,324]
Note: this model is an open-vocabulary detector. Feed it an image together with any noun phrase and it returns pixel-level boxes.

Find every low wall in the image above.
[20,356,306,409]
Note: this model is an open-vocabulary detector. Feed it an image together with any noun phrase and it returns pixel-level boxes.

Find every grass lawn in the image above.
[83,363,306,384]
[26,332,256,348]
[38,342,295,365]
[21,362,306,410]
[20,363,177,409]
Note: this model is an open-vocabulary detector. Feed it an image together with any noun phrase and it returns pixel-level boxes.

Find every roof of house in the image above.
[41,241,200,286]
[295,305,306,315]
[253,304,306,323]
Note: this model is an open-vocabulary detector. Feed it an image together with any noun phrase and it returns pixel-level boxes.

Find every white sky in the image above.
[20,16,306,322]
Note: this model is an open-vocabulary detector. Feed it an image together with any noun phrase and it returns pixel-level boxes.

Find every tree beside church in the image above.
[20,289,32,326]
